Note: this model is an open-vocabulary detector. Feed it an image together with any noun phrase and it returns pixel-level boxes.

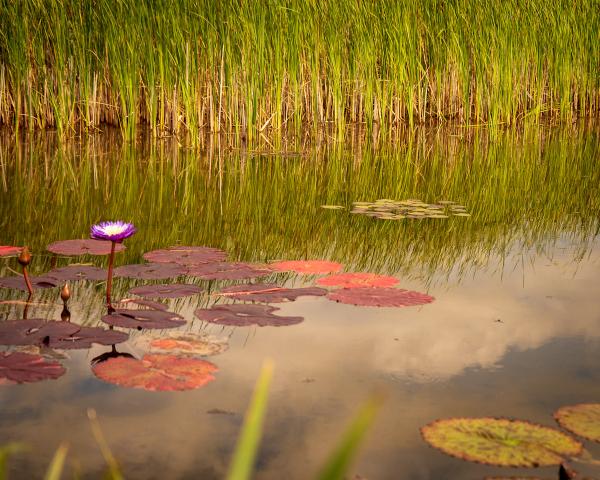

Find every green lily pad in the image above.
[554,404,600,442]
[420,417,583,467]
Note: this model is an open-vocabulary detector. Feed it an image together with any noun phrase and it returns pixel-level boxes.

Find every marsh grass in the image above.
[0,1,598,140]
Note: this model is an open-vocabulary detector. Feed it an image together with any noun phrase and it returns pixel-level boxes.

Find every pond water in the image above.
[1,126,599,479]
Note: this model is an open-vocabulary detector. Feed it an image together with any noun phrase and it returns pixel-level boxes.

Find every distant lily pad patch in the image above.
[317,273,399,289]
[0,352,65,385]
[47,239,125,256]
[127,283,203,299]
[0,246,22,257]
[554,404,600,442]
[118,298,168,311]
[92,354,218,391]
[0,276,58,291]
[218,283,327,303]
[327,287,434,307]
[135,333,229,356]
[194,304,303,327]
[187,262,272,280]
[350,199,469,220]
[46,265,107,282]
[102,309,186,330]
[143,246,227,265]
[113,263,187,280]
[421,417,583,467]
[269,260,343,274]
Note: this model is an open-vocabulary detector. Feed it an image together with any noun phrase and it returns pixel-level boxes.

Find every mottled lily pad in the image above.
[0,246,22,257]
[92,354,217,391]
[102,309,185,330]
[45,265,108,281]
[194,304,303,327]
[327,287,434,307]
[0,276,58,291]
[269,260,343,274]
[350,199,469,220]
[554,404,600,442]
[421,417,583,467]
[113,263,187,280]
[0,352,65,385]
[187,262,272,280]
[135,333,229,356]
[47,239,125,256]
[218,283,327,303]
[143,246,227,265]
[317,273,399,289]
[127,283,203,299]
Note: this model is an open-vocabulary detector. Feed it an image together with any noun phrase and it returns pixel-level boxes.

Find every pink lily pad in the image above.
[327,287,435,307]
[0,352,65,384]
[143,246,227,265]
[113,263,187,280]
[46,265,108,281]
[316,273,399,289]
[0,246,22,257]
[47,239,125,256]
[127,283,203,299]
[0,276,58,291]
[92,353,218,391]
[187,262,272,280]
[269,260,343,274]
[217,283,327,303]
[194,304,303,327]
[102,309,186,330]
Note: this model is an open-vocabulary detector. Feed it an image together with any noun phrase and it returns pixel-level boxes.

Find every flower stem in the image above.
[22,265,33,296]
[106,241,116,307]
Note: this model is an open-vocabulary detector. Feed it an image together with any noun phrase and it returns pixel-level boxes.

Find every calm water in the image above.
[1,126,599,479]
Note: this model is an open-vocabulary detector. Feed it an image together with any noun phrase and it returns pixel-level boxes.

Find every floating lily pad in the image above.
[187,262,272,280]
[317,273,399,289]
[142,246,227,265]
[127,283,203,299]
[102,309,185,330]
[350,199,469,220]
[554,404,600,442]
[0,352,65,385]
[0,246,22,257]
[113,263,187,280]
[269,260,343,274]
[420,417,583,467]
[47,239,125,256]
[45,265,107,281]
[218,283,327,303]
[48,326,129,350]
[92,354,217,391]
[135,333,229,356]
[118,298,168,311]
[194,304,303,327]
[327,287,434,307]
[0,276,58,291]
[321,205,345,210]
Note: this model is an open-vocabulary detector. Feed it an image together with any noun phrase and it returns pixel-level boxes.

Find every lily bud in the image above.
[18,246,31,267]
[60,283,71,303]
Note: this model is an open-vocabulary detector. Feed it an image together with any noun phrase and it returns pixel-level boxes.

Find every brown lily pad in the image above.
[217,283,327,303]
[92,353,218,391]
[48,326,129,350]
[554,404,600,442]
[127,283,203,299]
[0,352,66,385]
[269,260,343,274]
[142,246,227,265]
[316,273,399,289]
[45,265,108,281]
[0,276,58,291]
[102,309,186,330]
[327,287,434,307]
[113,263,187,280]
[194,304,303,327]
[187,262,272,280]
[47,239,125,256]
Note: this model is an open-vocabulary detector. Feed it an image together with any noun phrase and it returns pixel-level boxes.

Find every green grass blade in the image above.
[87,409,124,480]
[0,443,25,480]
[44,443,69,480]
[226,359,274,480]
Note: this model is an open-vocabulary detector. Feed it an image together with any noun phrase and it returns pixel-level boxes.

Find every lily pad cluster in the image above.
[350,199,470,220]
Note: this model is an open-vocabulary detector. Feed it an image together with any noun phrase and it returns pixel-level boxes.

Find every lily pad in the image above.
[420,417,583,467]
[321,205,345,210]
[45,265,108,281]
[554,404,600,442]
[217,283,327,303]
[135,333,229,356]
[0,276,58,291]
[48,326,129,350]
[92,353,218,391]
[194,304,303,327]
[0,246,22,257]
[113,263,187,280]
[127,283,203,299]
[327,287,434,307]
[187,262,272,280]
[142,246,227,265]
[102,309,186,330]
[118,298,168,311]
[317,273,399,289]
[47,239,125,256]
[269,260,343,274]
[0,352,65,385]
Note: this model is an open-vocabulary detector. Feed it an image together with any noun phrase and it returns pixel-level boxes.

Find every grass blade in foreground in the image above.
[87,409,124,480]
[226,359,274,480]
[0,443,25,480]
[44,443,68,480]
[317,395,384,480]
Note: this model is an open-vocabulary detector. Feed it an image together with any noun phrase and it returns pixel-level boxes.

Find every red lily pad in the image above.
[92,353,218,391]
[0,352,65,385]
[187,262,272,280]
[113,263,187,280]
[217,283,327,303]
[102,309,186,330]
[134,333,229,356]
[0,246,22,257]
[316,273,399,289]
[47,239,125,256]
[0,276,58,291]
[327,287,434,307]
[127,283,203,299]
[269,260,343,274]
[45,265,108,281]
[142,246,227,265]
[194,304,303,327]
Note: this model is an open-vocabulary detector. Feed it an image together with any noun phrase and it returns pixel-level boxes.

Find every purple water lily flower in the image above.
[90,221,136,243]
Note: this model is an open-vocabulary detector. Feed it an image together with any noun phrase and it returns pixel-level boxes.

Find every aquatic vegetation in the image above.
[102,309,185,330]
[46,239,126,256]
[218,283,328,303]
[143,246,227,265]
[270,260,343,274]
[187,262,272,280]
[118,298,168,311]
[137,334,229,357]
[0,246,21,257]
[317,273,399,289]
[194,304,303,327]
[46,265,108,282]
[127,283,203,299]
[327,287,434,307]
[554,404,600,443]
[113,263,187,279]
[0,275,58,291]
[90,221,137,243]
[350,199,469,220]
[0,352,65,384]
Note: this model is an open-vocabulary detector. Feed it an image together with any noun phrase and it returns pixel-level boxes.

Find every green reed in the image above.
[0,0,598,140]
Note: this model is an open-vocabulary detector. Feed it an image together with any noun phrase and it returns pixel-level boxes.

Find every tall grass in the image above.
[0,0,598,140]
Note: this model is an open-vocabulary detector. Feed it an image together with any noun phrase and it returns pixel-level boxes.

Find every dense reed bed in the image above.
[0,1,598,140]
